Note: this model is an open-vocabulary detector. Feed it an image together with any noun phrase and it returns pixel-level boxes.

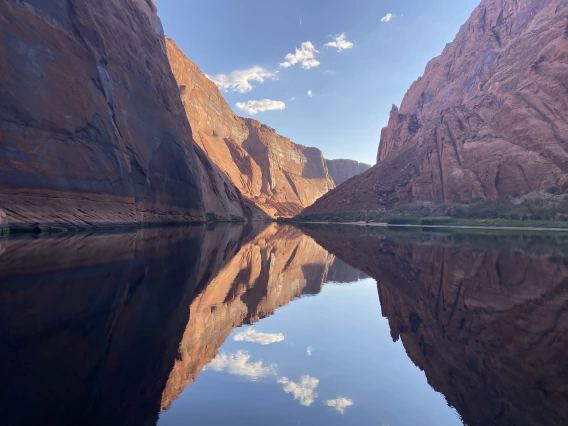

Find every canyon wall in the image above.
[303,225,568,426]
[325,159,371,186]
[166,40,336,218]
[302,0,568,216]
[0,0,205,225]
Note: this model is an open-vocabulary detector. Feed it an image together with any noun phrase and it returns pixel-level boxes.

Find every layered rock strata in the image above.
[303,0,568,216]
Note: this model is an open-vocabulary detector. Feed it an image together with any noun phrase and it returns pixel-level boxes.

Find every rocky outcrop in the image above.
[302,226,568,426]
[325,159,371,186]
[160,224,338,409]
[0,0,207,225]
[166,40,336,218]
[302,0,568,216]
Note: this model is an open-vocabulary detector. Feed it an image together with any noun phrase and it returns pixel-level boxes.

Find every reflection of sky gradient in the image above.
[160,279,461,426]
[233,328,285,345]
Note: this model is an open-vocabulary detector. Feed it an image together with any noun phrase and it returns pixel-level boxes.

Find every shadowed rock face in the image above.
[0,0,207,225]
[325,159,371,186]
[0,224,253,426]
[302,225,568,426]
[166,40,336,218]
[303,0,568,216]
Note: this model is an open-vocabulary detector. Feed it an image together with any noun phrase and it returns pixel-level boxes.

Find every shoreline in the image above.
[295,221,568,232]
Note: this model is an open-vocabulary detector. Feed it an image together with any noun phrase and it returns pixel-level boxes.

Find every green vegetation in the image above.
[293,194,568,229]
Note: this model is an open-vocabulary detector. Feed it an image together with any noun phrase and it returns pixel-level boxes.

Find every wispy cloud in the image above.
[278,375,319,407]
[307,90,314,98]
[307,346,312,356]
[234,328,284,345]
[208,350,277,380]
[381,13,394,23]
[280,41,320,69]
[208,66,277,93]
[326,397,354,414]
[324,33,353,52]
[324,69,337,76]
[235,99,286,115]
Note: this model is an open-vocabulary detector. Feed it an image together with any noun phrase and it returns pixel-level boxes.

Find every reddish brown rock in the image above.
[325,159,371,186]
[166,40,336,218]
[0,0,205,225]
[303,0,568,216]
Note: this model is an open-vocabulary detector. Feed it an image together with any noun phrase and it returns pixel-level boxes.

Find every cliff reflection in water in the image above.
[302,225,568,426]
[0,224,366,425]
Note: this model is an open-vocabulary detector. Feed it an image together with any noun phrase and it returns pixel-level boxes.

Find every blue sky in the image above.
[157,0,480,165]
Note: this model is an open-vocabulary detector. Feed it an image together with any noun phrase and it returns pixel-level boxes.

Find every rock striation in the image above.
[0,0,206,225]
[166,40,337,218]
[325,159,371,186]
[302,0,568,216]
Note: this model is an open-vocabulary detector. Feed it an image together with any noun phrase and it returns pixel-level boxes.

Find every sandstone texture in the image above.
[0,0,209,225]
[166,40,337,218]
[325,159,371,186]
[303,0,568,216]
[303,226,568,426]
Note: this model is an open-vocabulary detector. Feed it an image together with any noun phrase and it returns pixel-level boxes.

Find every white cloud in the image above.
[381,13,393,23]
[280,41,320,69]
[326,397,354,414]
[208,66,277,94]
[324,33,353,52]
[234,328,284,345]
[307,90,314,98]
[324,69,337,76]
[208,350,276,380]
[278,375,319,406]
[307,346,312,356]
[235,99,286,115]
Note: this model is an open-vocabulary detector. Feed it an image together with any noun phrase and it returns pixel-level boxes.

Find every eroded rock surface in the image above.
[303,0,568,216]
[166,40,336,218]
[325,159,371,186]
[0,0,206,225]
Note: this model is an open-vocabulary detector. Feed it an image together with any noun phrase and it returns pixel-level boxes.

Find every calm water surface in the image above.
[1,223,567,426]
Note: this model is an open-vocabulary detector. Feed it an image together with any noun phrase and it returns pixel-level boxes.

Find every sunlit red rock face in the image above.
[303,0,568,216]
[160,224,340,410]
[166,40,336,218]
[0,0,206,225]
[303,226,568,426]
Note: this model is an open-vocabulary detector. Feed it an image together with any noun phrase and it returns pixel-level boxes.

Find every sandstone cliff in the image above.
[303,0,568,216]
[166,40,336,218]
[0,0,207,225]
[303,226,568,426]
[325,159,371,186]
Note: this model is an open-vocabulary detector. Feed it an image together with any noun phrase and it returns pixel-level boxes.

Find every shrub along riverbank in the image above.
[290,193,568,229]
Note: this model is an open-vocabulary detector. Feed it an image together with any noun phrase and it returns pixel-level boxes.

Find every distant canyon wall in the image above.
[302,0,568,216]
[325,159,371,186]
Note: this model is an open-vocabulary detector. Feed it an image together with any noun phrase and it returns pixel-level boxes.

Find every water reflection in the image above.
[302,224,568,426]
[1,224,567,425]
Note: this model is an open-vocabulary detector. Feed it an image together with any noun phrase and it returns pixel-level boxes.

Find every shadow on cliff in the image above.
[301,224,568,426]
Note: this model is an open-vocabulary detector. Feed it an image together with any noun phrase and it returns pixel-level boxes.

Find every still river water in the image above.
[1,223,567,425]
